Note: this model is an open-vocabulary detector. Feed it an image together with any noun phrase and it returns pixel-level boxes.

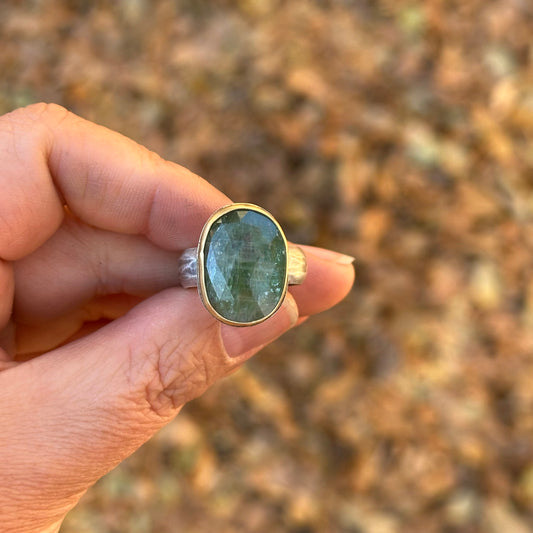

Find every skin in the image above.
[0,103,355,533]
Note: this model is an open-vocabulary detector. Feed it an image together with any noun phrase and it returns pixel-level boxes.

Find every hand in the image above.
[0,104,354,533]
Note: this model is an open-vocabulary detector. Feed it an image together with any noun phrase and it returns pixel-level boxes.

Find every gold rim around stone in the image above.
[178,203,307,327]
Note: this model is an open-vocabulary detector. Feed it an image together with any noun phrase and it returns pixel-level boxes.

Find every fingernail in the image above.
[221,295,299,357]
[306,247,355,265]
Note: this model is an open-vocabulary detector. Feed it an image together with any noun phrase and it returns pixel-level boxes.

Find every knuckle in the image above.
[2,102,69,127]
[0,103,71,154]
[131,324,223,420]
[22,102,70,123]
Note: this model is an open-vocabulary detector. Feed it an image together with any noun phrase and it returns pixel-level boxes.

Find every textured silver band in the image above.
[178,245,307,289]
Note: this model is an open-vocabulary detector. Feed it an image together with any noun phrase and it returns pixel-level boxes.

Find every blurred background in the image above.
[2,1,533,531]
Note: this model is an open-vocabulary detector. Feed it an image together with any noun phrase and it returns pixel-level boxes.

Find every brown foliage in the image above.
[2,0,533,531]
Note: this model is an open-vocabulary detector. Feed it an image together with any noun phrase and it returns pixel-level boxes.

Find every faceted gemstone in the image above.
[202,208,287,324]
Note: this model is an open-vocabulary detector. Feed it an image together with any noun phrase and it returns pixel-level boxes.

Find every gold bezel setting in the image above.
[196,203,290,327]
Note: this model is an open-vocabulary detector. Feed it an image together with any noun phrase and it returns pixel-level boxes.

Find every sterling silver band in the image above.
[178,245,307,289]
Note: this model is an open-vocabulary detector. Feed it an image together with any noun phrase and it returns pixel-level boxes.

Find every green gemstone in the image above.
[202,208,287,324]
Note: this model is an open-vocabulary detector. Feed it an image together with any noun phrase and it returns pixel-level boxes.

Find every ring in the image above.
[178,203,307,326]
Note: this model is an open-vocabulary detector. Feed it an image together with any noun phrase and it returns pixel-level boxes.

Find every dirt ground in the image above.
[2,1,533,532]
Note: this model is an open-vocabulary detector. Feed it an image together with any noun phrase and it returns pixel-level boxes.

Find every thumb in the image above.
[0,288,298,532]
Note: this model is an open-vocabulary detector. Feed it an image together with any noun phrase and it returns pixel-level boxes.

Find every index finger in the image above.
[0,103,229,260]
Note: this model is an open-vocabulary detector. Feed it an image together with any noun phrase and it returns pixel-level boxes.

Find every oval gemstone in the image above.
[202,208,287,324]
